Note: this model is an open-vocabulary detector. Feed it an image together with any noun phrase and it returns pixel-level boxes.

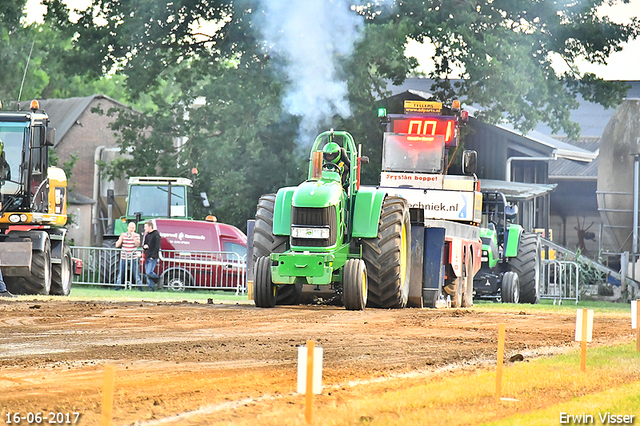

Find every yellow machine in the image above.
[0,100,73,295]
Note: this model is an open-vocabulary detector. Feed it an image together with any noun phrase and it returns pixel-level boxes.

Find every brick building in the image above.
[36,95,132,246]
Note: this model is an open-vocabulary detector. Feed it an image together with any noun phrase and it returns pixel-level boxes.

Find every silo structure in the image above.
[597,99,640,255]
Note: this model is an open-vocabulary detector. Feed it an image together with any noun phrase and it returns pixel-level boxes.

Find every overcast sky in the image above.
[25,0,640,81]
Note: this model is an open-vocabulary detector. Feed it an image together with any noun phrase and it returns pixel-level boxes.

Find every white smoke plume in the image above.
[254,0,364,144]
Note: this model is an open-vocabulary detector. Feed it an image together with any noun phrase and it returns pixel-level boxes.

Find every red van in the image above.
[151,219,247,291]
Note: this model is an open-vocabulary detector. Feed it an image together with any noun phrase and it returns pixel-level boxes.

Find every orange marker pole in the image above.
[101,364,116,426]
[636,300,640,352]
[581,309,588,372]
[305,340,315,424]
[495,323,505,401]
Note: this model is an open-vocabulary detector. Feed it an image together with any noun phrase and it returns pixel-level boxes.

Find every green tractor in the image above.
[252,130,411,310]
[473,191,541,303]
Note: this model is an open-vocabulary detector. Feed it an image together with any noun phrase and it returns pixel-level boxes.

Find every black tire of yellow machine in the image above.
[254,256,276,308]
[16,238,52,295]
[4,238,51,294]
[253,193,302,305]
[51,245,73,296]
[343,259,367,311]
[362,196,411,309]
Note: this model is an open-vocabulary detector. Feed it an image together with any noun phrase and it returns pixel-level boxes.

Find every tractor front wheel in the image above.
[343,259,367,311]
[254,256,276,308]
[362,196,411,308]
[501,271,520,303]
[253,193,302,305]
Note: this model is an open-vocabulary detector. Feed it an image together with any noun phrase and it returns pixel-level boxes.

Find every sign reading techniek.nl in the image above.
[384,187,474,221]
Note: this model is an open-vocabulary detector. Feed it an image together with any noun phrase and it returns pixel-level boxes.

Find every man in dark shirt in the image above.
[142,220,162,291]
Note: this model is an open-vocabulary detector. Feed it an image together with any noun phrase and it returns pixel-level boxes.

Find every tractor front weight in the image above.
[270,244,350,285]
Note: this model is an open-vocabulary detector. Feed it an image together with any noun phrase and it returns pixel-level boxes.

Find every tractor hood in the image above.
[292,174,343,208]
[479,227,497,243]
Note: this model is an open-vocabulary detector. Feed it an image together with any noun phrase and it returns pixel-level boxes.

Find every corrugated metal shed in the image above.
[548,137,600,179]
[480,179,557,201]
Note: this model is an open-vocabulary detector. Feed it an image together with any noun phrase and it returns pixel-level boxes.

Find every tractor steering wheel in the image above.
[323,162,340,172]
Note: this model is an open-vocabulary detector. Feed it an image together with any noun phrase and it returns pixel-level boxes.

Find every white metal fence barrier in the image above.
[71,246,247,294]
[541,259,580,305]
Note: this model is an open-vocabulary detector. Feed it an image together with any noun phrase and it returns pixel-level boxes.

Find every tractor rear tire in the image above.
[343,259,367,311]
[509,233,541,304]
[254,256,276,308]
[362,196,411,308]
[253,193,302,305]
[501,271,520,303]
[51,245,73,296]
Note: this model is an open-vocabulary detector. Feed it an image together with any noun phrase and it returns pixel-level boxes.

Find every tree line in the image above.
[3,0,637,231]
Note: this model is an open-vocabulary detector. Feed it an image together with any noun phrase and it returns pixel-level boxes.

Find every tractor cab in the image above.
[480,191,519,258]
[0,100,66,225]
[308,130,362,196]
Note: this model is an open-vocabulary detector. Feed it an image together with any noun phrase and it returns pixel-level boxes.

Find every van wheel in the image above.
[166,271,190,291]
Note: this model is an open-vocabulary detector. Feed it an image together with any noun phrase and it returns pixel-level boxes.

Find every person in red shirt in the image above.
[115,221,142,289]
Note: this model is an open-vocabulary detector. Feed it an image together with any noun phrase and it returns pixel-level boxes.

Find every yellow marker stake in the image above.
[581,308,588,372]
[636,300,640,352]
[495,323,505,401]
[305,340,315,424]
[101,364,116,426]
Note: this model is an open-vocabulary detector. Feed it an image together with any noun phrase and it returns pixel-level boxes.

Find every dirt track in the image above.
[0,298,635,425]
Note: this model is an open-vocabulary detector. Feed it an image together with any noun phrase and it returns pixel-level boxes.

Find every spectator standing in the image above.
[142,220,161,291]
[115,222,142,289]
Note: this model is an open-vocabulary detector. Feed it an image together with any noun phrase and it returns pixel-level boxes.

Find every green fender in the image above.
[351,187,387,238]
[479,227,499,268]
[504,223,523,257]
[273,187,296,236]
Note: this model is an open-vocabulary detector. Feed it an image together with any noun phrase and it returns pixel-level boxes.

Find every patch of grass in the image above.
[243,343,640,426]
[474,298,632,314]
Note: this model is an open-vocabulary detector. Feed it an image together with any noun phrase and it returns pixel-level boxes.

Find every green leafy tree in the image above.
[51,0,640,229]
[376,0,639,138]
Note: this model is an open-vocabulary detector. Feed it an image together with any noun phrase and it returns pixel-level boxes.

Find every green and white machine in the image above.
[473,191,541,303]
[252,130,411,310]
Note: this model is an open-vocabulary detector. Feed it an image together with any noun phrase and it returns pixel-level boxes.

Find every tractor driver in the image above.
[322,142,350,187]
[0,139,9,183]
